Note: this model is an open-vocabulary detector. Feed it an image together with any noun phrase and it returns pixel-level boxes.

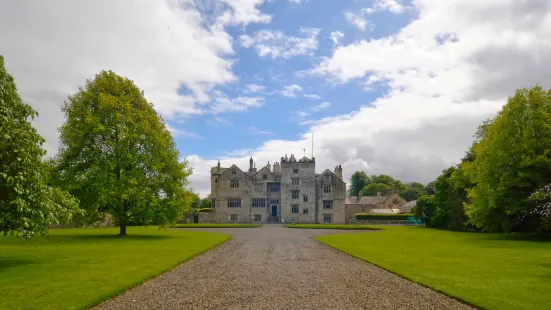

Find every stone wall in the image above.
[280,161,316,224]
[316,170,347,224]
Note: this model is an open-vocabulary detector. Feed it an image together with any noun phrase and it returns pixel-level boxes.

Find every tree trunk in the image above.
[119,224,127,236]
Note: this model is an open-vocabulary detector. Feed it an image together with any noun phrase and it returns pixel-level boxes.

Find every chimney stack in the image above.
[335,164,343,180]
[266,161,272,172]
[272,161,281,173]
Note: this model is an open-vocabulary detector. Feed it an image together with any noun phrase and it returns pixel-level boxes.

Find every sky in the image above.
[1,0,551,197]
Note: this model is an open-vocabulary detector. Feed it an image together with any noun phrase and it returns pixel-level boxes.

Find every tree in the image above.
[0,55,80,238]
[464,86,551,232]
[53,71,192,235]
[413,195,435,225]
[399,182,425,201]
[348,171,370,196]
[200,197,212,209]
[361,183,393,196]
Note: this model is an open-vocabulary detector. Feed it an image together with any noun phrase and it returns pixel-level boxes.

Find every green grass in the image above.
[0,226,230,310]
[286,224,378,230]
[317,226,551,310]
[174,223,261,228]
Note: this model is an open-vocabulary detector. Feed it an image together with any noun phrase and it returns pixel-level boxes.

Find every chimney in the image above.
[266,161,272,172]
[357,191,362,202]
[217,160,220,171]
[249,157,254,171]
[273,161,281,173]
[335,164,343,180]
[376,192,381,197]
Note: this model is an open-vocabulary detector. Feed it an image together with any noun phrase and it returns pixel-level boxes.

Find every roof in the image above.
[345,195,388,205]
[370,208,399,214]
[400,200,416,212]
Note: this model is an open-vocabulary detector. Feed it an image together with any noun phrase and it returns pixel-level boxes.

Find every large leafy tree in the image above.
[53,71,192,235]
[464,86,551,232]
[399,182,425,201]
[348,171,370,196]
[0,55,79,238]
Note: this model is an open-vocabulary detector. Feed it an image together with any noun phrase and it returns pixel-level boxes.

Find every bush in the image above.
[356,214,412,221]
[196,208,213,213]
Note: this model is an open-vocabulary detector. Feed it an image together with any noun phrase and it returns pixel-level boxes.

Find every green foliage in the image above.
[464,86,551,232]
[399,182,425,201]
[348,171,370,196]
[318,226,551,310]
[355,214,412,221]
[0,55,80,238]
[0,227,230,309]
[52,71,192,235]
[361,182,394,196]
[199,197,212,209]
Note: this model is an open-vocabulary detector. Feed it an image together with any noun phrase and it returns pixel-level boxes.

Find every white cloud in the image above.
[239,27,321,59]
[249,126,275,136]
[310,101,331,111]
[363,0,409,14]
[211,96,265,114]
[304,93,322,99]
[344,12,374,31]
[0,0,271,156]
[281,84,303,97]
[187,0,551,197]
[330,31,344,46]
[244,83,266,93]
[166,124,204,139]
[211,0,272,27]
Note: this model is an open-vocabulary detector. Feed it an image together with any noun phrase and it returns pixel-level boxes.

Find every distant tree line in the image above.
[414,86,551,233]
[1,55,197,238]
[348,172,432,202]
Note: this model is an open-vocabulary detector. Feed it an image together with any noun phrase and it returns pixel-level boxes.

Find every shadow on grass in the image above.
[488,233,551,242]
[44,234,171,243]
[0,258,35,271]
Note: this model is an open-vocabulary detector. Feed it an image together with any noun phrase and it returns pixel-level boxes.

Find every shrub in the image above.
[196,208,213,213]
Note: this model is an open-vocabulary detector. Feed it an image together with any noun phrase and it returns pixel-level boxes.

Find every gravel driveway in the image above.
[95,225,471,310]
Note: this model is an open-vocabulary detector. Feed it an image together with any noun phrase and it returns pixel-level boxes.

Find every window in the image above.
[232,170,236,175]
[323,184,331,193]
[231,214,238,221]
[211,198,216,208]
[262,174,268,180]
[291,190,299,199]
[228,199,241,208]
[303,195,308,202]
[293,168,299,174]
[303,208,309,214]
[270,199,279,204]
[323,200,333,209]
[291,204,299,213]
[270,187,280,193]
[292,178,299,186]
[252,198,266,208]
[230,180,239,188]
[254,214,262,222]
[323,214,332,224]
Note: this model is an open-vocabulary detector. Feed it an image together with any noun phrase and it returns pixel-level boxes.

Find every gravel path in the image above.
[95,225,471,310]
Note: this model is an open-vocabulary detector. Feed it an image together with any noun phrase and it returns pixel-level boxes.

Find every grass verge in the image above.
[317,226,551,310]
[286,224,379,230]
[0,226,230,309]
[174,223,261,228]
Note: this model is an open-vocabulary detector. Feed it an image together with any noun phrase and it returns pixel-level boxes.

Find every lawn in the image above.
[317,226,551,310]
[174,223,261,228]
[286,224,378,230]
[0,226,230,310]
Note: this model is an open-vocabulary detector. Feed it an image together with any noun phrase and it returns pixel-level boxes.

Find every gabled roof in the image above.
[345,196,387,205]
[370,208,400,214]
[219,164,245,178]
[400,200,416,212]
[254,166,275,178]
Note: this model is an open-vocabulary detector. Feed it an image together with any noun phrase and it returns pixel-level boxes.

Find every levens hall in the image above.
[209,154,347,224]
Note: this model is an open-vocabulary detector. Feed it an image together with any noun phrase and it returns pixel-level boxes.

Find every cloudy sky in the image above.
[2,0,550,197]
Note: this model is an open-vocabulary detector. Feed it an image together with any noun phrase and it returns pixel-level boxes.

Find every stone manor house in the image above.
[208,154,347,224]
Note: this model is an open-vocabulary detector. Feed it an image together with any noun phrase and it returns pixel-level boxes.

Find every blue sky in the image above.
[2,0,549,196]
[170,0,413,158]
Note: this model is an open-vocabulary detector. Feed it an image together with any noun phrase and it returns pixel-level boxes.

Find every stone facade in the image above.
[210,154,346,224]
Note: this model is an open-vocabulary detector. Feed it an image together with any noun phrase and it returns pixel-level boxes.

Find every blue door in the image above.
[271,205,277,216]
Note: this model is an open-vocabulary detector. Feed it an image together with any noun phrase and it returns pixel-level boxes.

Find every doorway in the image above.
[271,205,277,216]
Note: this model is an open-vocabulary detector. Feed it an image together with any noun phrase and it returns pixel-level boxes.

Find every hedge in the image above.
[355,213,412,221]
[196,208,213,213]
